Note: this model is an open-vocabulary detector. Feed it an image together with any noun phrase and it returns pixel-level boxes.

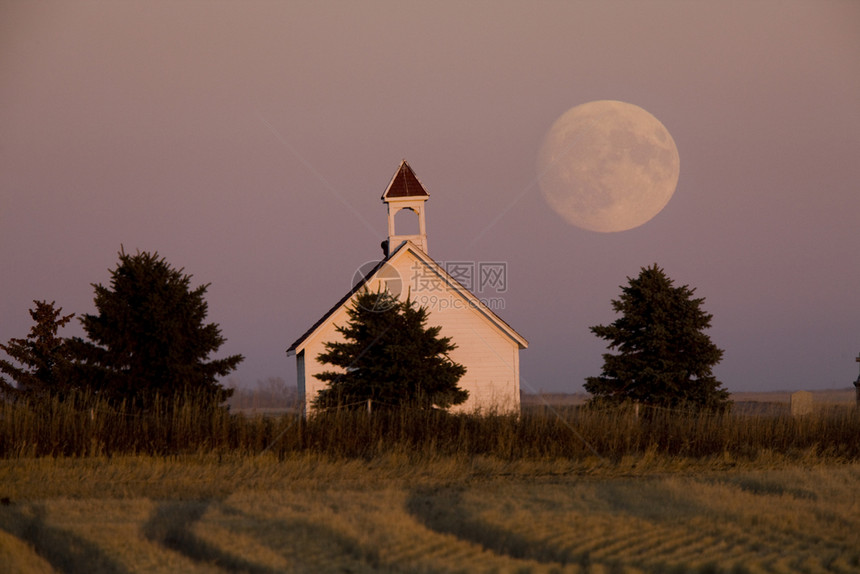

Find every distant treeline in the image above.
[226,377,299,411]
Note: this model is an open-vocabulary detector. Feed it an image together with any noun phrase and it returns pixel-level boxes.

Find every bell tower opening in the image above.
[394,207,421,236]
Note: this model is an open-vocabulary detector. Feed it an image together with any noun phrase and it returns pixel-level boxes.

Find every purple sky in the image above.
[2,1,859,394]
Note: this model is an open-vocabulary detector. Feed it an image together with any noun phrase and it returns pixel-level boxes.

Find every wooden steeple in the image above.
[382,160,429,254]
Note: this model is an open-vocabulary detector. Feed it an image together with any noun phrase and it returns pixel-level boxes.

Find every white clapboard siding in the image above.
[292,244,526,415]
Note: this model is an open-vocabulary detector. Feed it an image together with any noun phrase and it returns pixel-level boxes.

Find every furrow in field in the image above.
[725,548,791,574]
[384,536,583,574]
[386,537,492,571]
[631,526,718,564]
[615,524,696,561]
[657,534,742,569]
[558,531,635,562]
[467,517,591,563]
[378,537,451,564]
[579,521,672,563]
[537,530,601,563]
[720,542,785,570]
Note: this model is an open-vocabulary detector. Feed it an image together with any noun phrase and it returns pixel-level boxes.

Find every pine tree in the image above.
[0,301,76,400]
[74,249,243,407]
[313,290,467,410]
[585,264,729,411]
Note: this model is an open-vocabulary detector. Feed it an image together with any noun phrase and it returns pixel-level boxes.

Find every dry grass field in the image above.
[1,389,858,573]
[1,455,859,573]
[522,388,857,411]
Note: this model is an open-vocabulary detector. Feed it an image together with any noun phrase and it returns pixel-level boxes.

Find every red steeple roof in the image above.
[381,160,429,200]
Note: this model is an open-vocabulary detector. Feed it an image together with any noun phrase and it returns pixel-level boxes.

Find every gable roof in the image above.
[403,245,528,349]
[286,240,527,355]
[381,160,429,199]
[285,257,389,355]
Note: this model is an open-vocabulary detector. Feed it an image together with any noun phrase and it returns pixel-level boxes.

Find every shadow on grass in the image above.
[0,503,128,574]
[143,500,277,574]
[406,486,580,566]
[407,483,754,574]
[144,499,380,572]
[216,502,380,571]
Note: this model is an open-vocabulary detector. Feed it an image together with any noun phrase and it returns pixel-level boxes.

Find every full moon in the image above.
[536,100,680,233]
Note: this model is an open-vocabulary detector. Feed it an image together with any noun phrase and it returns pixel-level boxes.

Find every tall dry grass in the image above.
[1,392,858,461]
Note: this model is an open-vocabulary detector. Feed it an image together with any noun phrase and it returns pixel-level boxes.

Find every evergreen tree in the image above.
[313,290,467,410]
[74,249,243,407]
[0,301,76,400]
[585,264,729,411]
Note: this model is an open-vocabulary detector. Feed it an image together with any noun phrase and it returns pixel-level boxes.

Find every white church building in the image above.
[287,161,527,415]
